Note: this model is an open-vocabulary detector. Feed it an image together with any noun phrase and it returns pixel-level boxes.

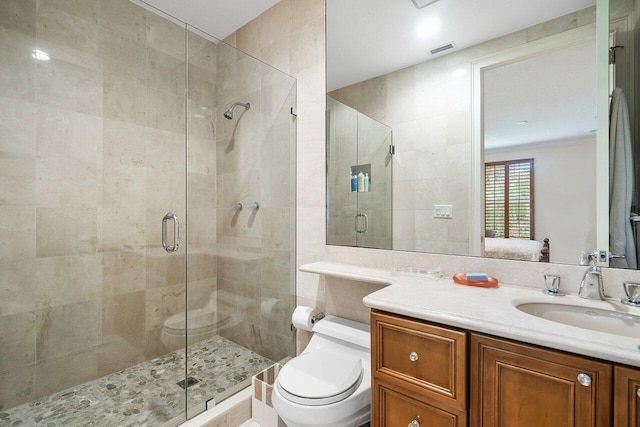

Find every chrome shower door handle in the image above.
[162,213,180,252]
[355,213,368,234]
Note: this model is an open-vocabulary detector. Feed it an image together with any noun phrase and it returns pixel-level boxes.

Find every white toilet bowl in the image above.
[272,315,371,427]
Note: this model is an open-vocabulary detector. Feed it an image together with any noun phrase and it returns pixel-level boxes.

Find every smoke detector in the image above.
[411,0,441,9]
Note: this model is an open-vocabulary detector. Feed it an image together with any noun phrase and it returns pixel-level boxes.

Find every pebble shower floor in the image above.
[1,336,273,426]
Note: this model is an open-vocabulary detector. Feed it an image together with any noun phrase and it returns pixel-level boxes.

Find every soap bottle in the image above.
[357,171,365,192]
[350,170,357,192]
[364,173,370,192]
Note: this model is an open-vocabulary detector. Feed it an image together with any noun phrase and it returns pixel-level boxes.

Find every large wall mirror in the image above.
[326,0,640,268]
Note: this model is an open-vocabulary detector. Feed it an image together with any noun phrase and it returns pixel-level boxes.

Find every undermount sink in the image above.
[516,302,640,338]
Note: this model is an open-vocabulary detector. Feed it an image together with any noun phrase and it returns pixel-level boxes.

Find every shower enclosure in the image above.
[326,96,393,249]
[0,1,296,425]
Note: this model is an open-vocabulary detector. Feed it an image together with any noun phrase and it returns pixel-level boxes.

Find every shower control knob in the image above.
[577,373,592,387]
[408,419,420,427]
[409,351,419,362]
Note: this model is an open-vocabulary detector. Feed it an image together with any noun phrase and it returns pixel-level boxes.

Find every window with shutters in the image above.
[485,159,534,239]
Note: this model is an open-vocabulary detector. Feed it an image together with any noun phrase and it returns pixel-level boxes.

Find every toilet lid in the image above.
[277,350,363,406]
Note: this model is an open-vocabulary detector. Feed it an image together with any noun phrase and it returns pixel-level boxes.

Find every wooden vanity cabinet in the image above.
[615,366,640,427]
[470,333,612,427]
[371,310,638,427]
[371,310,468,427]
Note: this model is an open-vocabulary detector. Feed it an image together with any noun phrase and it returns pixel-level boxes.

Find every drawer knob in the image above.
[636,387,640,398]
[408,420,420,427]
[409,351,419,362]
[577,373,592,387]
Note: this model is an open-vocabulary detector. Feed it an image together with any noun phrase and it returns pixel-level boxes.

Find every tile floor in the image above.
[0,336,273,427]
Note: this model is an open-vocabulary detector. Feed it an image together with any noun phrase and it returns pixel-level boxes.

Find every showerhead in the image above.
[223,102,251,120]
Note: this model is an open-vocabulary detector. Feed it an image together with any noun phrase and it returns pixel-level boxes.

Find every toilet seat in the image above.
[276,350,363,406]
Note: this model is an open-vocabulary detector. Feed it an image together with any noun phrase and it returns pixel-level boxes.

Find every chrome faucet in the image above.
[578,251,605,300]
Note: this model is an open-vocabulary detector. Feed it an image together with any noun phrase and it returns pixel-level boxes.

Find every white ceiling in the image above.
[136,0,280,40]
[484,41,597,150]
[327,0,596,91]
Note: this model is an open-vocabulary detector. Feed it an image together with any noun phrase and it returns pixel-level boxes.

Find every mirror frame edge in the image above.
[596,0,610,267]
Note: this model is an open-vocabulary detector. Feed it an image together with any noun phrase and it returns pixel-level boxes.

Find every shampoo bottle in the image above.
[357,171,365,192]
[350,170,357,192]
[364,173,370,192]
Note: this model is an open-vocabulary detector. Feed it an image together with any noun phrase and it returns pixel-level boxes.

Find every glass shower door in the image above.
[0,1,189,426]
[356,112,392,249]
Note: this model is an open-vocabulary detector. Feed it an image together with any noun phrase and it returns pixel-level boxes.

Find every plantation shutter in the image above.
[485,164,506,237]
[485,159,534,239]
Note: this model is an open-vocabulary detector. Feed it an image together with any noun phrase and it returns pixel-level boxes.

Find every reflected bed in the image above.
[485,237,550,262]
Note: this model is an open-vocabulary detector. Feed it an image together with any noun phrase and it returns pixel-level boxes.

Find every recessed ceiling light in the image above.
[417,17,440,37]
[517,120,529,125]
[31,49,50,61]
[451,68,467,78]
[412,0,441,9]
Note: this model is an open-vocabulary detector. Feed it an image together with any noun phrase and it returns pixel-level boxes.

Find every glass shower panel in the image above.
[0,1,188,426]
[185,30,297,416]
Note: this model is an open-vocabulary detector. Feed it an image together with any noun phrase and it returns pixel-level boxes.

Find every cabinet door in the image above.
[371,311,467,410]
[615,366,640,427]
[471,334,612,427]
[373,379,466,427]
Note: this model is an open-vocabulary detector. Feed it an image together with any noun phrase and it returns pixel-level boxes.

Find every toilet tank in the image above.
[311,315,370,350]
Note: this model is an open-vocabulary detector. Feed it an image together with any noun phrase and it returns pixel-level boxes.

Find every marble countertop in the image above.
[300,262,640,367]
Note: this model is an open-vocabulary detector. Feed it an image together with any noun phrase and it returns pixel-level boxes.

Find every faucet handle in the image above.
[580,251,598,266]
[622,282,640,307]
[543,274,564,296]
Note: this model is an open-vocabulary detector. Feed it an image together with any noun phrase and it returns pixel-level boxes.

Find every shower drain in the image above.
[176,377,200,389]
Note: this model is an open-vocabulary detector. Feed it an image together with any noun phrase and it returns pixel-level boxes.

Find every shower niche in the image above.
[350,164,371,192]
[327,96,393,249]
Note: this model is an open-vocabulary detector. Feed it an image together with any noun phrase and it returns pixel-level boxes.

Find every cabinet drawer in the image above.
[371,311,467,410]
[373,379,466,427]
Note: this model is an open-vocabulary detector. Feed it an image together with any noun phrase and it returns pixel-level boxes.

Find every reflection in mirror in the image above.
[326,97,393,249]
[482,38,597,265]
[327,0,600,265]
[609,0,640,269]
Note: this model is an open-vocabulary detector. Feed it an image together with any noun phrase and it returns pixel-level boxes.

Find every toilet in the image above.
[272,313,371,427]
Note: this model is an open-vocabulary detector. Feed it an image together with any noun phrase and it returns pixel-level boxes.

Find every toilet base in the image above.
[276,405,370,427]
